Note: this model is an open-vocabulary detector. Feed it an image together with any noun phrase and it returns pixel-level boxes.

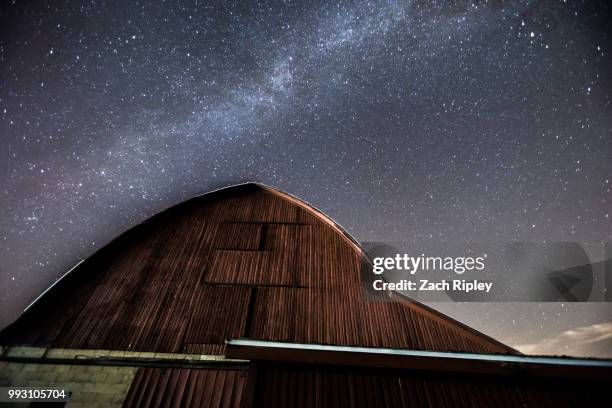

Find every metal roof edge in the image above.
[225,339,612,380]
[23,259,85,313]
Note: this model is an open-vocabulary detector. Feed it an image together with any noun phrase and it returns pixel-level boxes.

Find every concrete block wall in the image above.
[0,346,244,407]
[0,361,137,407]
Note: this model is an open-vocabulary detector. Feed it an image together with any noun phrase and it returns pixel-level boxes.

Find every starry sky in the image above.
[1,0,611,357]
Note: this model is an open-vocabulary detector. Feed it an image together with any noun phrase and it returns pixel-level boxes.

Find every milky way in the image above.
[1,1,611,356]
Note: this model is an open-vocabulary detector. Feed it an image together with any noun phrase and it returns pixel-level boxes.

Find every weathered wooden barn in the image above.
[1,183,610,407]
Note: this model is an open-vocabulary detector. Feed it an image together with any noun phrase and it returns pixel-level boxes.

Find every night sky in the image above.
[1,1,611,357]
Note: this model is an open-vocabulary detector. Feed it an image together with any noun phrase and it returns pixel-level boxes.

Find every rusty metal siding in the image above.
[205,225,301,286]
[183,286,251,345]
[213,223,263,251]
[205,188,317,224]
[205,251,274,285]
[123,367,247,408]
[250,363,608,408]
[0,183,514,355]
[247,287,491,352]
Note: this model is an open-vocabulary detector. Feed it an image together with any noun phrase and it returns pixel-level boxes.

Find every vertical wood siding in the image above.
[0,183,513,355]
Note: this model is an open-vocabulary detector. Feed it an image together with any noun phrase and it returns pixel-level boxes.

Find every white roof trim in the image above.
[227,339,612,368]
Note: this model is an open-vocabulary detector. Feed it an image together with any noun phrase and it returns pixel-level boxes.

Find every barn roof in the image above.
[0,182,514,355]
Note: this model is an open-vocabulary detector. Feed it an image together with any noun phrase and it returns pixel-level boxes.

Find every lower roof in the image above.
[226,339,612,380]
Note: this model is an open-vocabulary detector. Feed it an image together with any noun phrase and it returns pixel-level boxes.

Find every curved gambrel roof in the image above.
[0,183,515,355]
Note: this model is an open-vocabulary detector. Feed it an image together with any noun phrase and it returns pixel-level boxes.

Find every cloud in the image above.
[514,322,612,359]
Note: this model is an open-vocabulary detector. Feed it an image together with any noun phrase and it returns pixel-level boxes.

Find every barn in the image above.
[1,183,609,407]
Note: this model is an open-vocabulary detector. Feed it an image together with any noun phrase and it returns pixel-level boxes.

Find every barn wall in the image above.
[0,184,513,356]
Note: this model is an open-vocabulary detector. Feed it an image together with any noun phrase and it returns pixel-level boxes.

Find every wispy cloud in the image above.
[515,322,612,359]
